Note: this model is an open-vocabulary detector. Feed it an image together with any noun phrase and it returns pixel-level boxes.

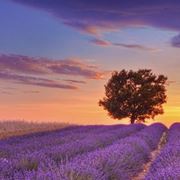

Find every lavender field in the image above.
[0,123,179,180]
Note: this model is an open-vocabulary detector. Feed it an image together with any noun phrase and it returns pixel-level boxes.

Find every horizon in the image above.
[0,1,180,127]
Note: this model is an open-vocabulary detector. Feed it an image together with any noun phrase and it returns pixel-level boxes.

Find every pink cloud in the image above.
[91,38,111,46]
[91,38,160,51]
[0,71,77,90]
[0,54,107,89]
[0,54,107,79]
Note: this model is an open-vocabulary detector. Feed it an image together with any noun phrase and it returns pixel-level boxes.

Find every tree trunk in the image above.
[130,116,136,124]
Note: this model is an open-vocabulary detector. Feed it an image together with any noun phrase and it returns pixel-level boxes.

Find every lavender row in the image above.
[0,124,124,145]
[17,124,145,163]
[0,124,145,178]
[145,123,180,179]
[2,123,166,180]
[56,123,166,180]
[0,124,126,158]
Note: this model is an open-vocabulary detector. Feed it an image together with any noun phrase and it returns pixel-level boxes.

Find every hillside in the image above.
[0,123,179,179]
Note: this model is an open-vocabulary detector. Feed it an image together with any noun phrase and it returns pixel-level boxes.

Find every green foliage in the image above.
[99,69,167,124]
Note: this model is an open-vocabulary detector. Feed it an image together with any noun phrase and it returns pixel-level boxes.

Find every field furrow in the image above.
[145,123,180,179]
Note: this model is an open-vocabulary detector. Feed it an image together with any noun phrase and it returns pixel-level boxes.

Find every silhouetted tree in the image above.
[99,69,167,124]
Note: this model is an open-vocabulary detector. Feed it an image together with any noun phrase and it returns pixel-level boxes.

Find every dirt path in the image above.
[132,131,167,180]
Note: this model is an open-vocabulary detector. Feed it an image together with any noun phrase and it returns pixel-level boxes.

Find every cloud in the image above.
[63,79,86,84]
[0,71,77,89]
[91,38,160,51]
[0,54,105,79]
[0,91,13,95]
[91,38,111,46]
[12,0,180,34]
[49,64,105,79]
[0,54,47,75]
[23,90,40,94]
[0,54,107,89]
[112,42,159,51]
[0,87,17,90]
[171,34,180,48]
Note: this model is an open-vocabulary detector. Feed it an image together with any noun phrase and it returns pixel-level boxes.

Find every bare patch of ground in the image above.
[132,131,167,180]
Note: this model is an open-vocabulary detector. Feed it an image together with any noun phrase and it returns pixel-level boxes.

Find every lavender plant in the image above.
[0,124,145,179]
[55,123,166,180]
[145,123,180,180]
[0,123,166,180]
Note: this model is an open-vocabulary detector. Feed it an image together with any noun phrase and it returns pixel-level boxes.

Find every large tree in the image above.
[99,69,167,124]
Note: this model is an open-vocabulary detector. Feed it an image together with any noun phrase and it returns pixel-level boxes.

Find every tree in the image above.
[99,69,167,124]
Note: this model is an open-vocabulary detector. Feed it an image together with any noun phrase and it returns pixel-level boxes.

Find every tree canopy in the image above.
[99,69,167,124]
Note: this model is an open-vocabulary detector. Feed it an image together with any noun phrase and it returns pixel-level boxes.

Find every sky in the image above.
[0,0,180,126]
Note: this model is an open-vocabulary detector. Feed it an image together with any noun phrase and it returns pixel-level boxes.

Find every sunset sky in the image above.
[0,0,180,126]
